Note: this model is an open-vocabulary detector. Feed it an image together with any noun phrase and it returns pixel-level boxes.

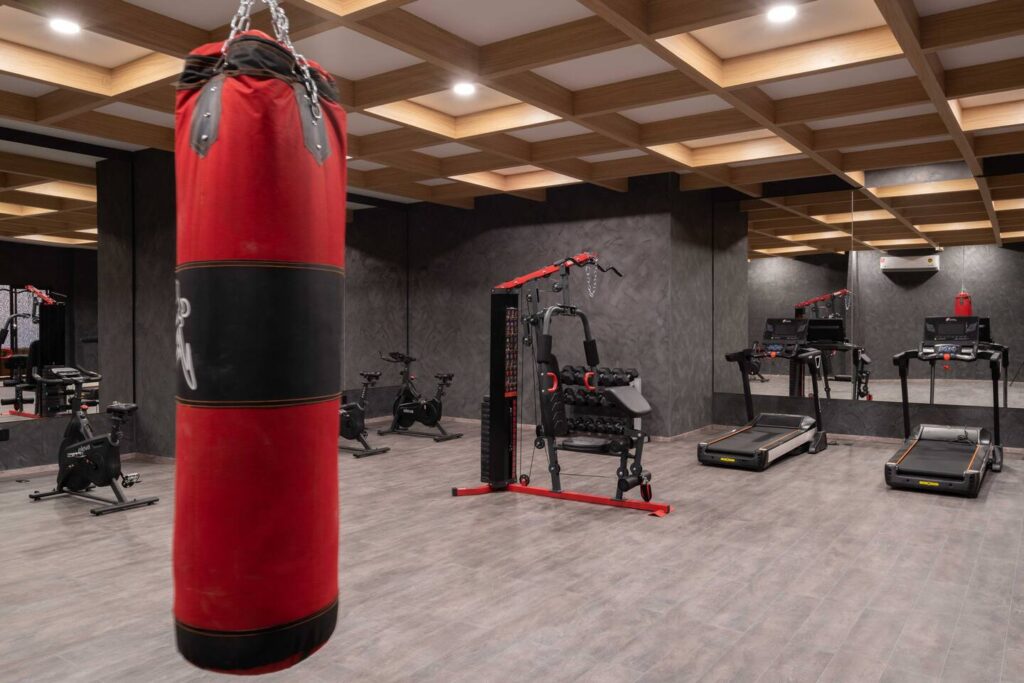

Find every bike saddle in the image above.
[106,402,138,417]
[435,373,454,382]
[383,351,415,363]
[360,371,382,381]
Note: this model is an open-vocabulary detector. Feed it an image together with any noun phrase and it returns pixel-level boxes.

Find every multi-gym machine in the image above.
[1,285,68,417]
[453,251,672,515]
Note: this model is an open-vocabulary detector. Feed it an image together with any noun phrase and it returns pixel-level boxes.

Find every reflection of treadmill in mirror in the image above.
[699,318,828,471]
[886,316,1003,497]
[803,318,872,401]
[924,317,1009,407]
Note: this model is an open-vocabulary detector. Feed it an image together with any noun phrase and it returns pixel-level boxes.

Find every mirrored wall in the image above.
[715,192,1024,413]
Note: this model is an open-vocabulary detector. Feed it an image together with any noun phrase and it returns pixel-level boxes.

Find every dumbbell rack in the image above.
[561,366,642,437]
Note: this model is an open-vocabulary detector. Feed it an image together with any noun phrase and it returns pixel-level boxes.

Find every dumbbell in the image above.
[596,367,613,386]
[560,367,576,388]
[562,387,577,405]
[580,417,596,433]
[609,419,626,435]
[566,417,578,432]
[623,368,639,382]
[571,366,586,385]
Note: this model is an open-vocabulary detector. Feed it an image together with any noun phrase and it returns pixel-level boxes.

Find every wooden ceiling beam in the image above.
[945,57,1024,99]
[646,0,817,37]
[0,152,96,185]
[573,71,704,118]
[6,0,209,57]
[640,109,760,145]
[919,0,1024,53]
[875,0,999,244]
[480,16,632,78]
[810,114,949,152]
[774,77,928,126]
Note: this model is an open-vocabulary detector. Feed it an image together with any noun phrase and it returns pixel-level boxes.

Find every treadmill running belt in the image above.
[897,440,980,478]
[704,426,798,455]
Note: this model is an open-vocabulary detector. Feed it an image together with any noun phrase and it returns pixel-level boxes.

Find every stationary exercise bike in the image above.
[377,351,462,442]
[340,370,391,458]
[28,366,158,516]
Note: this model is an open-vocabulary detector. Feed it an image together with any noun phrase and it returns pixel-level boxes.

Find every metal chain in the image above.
[585,261,599,298]
[222,0,323,120]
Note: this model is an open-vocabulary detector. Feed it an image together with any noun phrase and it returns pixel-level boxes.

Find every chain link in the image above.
[222,0,322,120]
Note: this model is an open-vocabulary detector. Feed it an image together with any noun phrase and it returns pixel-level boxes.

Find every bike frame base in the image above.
[4,410,38,419]
[452,483,672,516]
[379,426,463,442]
[342,444,391,458]
[339,434,391,458]
[30,487,159,516]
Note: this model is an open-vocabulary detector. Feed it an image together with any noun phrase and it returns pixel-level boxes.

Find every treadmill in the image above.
[699,318,828,471]
[885,316,1003,498]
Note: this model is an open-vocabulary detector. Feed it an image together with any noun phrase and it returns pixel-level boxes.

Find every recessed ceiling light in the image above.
[49,18,81,35]
[766,4,798,23]
[452,82,477,97]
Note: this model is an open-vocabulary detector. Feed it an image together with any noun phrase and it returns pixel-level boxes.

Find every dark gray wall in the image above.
[853,244,1024,380]
[348,174,749,438]
[668,193,714,433]
[400,175,680,435]
[747,253,848,344]
[712,200,749,395]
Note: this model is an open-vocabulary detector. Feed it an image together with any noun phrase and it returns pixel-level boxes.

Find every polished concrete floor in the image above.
[752,374,1023,409]
[2,423,1024,682]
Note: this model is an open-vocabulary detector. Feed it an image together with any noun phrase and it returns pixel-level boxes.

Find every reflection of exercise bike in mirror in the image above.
[28,366,158,515]
[340,371,391,458]
[378,351,463,442]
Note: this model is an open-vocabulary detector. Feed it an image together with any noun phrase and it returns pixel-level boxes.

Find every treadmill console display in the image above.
[919,316,980,361]
[762,318,809,358]
[807,318,846,344]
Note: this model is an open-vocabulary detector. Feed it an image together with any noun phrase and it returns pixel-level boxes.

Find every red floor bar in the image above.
[452,483,672,517]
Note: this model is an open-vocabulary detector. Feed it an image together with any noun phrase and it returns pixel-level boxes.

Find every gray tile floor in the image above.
[2,423,1024,682]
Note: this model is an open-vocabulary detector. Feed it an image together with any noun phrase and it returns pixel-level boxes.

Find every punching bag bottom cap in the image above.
[175,600,338,674]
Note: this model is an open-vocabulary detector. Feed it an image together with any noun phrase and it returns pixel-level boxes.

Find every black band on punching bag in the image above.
[176,261,343,407]
[175,600,338,672]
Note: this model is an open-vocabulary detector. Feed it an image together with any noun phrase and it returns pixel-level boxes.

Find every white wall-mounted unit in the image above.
[879,254,940,272]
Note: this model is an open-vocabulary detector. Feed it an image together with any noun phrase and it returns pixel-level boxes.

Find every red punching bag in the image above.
[173,3,346,674]
[954,290,973,316]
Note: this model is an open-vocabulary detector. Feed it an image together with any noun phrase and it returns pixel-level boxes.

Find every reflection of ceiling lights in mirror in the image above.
[13,234,95,245]
[18,181,97,202]
[780,230,849,241]
[76,228,99,234]
[812,210,893,224]
[755,245,815,255]
[0,202,54,217]
[870,178,978,198]
[916,221,991,233]
[864,238,928,247]
[49,18,81,34]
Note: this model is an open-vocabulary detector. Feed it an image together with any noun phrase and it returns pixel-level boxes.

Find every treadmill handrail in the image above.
[726,346,824,430]
[892,347,1001,448]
